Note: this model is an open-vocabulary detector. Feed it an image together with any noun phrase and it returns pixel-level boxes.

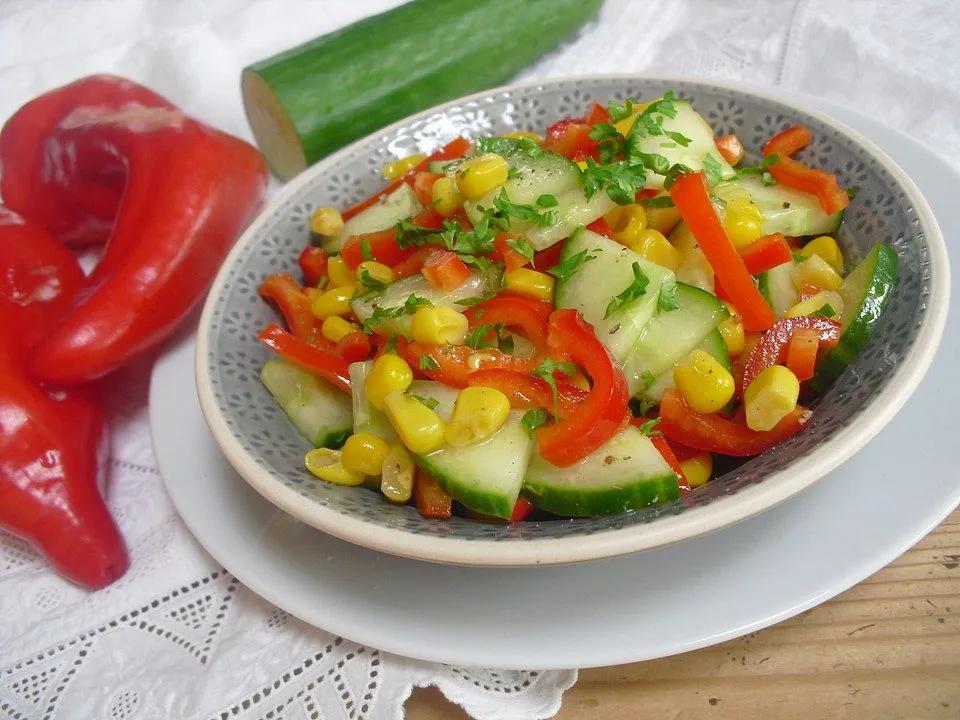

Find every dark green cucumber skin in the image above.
[413,456,514,519]
[523,473,680,517]
[247,0,603,166]
[813,242,898,391]
[319,428,351,450]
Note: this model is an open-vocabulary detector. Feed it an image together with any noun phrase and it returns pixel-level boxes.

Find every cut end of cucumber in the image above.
[242,69,306,181]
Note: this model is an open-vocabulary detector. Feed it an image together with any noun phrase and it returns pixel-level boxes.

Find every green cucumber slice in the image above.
[348,361,398,442]
[641,328,730,402]
[408,381,533,519]
[757,260,800,318]
[713,176,843,237]
[554,228,674,361]
[324,183,420,253]
[523,426,679,516]
[261,358,352,448]
[622,282,730,396]
[813,241,897,390]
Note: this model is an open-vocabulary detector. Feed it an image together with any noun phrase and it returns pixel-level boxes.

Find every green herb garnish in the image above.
[455,291,496,307]
[702,154,724,186]
[536,194,559,208]
[521,407,549,437]
[657,281,680,312]
[409,394,439,410]
[419,355,440,371]
[532,358,578,418]
[811,302,837,318]
[359,237,373,262]
[637,417,662,437]
[493,190,557,228]
[549,247,597,282]
[362,295,432,331]
[506,235,536,262]
[605,261,649,318]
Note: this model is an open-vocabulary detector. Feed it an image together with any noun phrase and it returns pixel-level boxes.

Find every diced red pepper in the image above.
[649,434,690,492]
[342,228,417,269]
[258,323,351,394]
[334,331,372,364]
[391,246,433,279]
[411,206,446,230]
[741,316,841,390]
[412,172,443,207]
[509,496,535,523]
[403,342,539,387]
[465,368,589,417]
[715,134,745,165]
[670,171,776,331]
[582,102,611,126]
[413,469,452,519]
[543,119,596,162]
[763,125,849,216]
[421,249,471,291]
[298,246,328,287]
[785,327,821,381]
[585,217,614,238]
[492,232,532,272]
[465,294,551,352]
[660,389,811,456]
[258,274,326,346]
[534,240,567,272]
[739,233,792,275]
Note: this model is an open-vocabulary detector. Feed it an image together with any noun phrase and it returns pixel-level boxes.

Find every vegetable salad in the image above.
[257,92,895,522]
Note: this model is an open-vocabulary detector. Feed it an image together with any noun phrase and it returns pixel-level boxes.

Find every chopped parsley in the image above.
[643,195,675,208]
[730,154,779,181]
[356,268,389,300]
[492,190,557,228]
[549,247,596,282]
[465,322,503,350]
[395,219,438,249]
[359,237,374,262]
[419,355,440,371]
[362,294,432,332]
[657,281,680,312]
[507,166,522,181]
[607,97,637,123]
[702,154,724,186]
[521,407,549,437]
[637,417,662,437]
[605,261,650,318]
[506,234,536,262]
[409,393,439,410]
[532,358,578,418]
[455,291,496,307]
[536,193,559,208]
[811,302,837,318]
[640,370,656,389]
[473,135,541,159]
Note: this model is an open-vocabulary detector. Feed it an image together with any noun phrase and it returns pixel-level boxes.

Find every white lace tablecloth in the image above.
[1,2,956,718]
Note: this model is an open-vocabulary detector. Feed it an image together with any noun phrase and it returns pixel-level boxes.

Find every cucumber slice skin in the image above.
[713,176,843,237]
[813,242,897,391]
[523,427,680,517]
[555,228,673,360]
[324,184,419,253]
[261,359,353,448]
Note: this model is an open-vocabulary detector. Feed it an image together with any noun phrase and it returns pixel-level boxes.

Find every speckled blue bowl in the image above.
[196,76,949,566]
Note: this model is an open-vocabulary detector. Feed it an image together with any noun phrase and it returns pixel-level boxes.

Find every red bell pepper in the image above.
[341,137,471,221]
[763,125,849,216]
[466,368,589,417]
[670,171,776,331]
[536,310,629,467]
[741,316,841,390]
[0,206,86,354]
[341,228,415,270]
[258,274,326,346]
[403,342,539,387]
[509,496,535,523]
[391,246,433,279]
[739,233,792,275]
[3,76,268,384]
[492,232,532,272]
[412,171,443,207]
[582,102,612,126]
[465,294,551,352]
[413,468,453,520]
[585,217,614,238]
[533,240,567,272]
[785,327,821,382]
[660,389,811,457]
[421,249,471,291]
[543,119,596,161]
[411,206,446,230]
[298,246,328,287]
[649,435,690,492]
[259,323,351,394]
[715,134,745,165]
[334,331,372,364]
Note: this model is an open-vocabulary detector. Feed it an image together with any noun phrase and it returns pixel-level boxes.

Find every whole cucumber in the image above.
[242,0,603,179]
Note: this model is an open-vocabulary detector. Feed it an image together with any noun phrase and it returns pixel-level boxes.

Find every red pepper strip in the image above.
[649,435,690,492]
[0,75,175,246]
[341,137,472,221]
[785,327,821,382]
[16,77,267,384]
[411,206,446,230]
[259,323,351,394]
[421,249,471,291]
[670,172,776,332]
[341,228,416,270]
[660,389,811,457]
[391,246,434,279]
[0,205,86,354]
[585,217,614,238]
[543,119,597,162]
[413,468,453,520]
[509,496,535,523]
[465,369,589,418]
[412,171,443,207]
[492,232,532,271]
[582,102,612,125]
[536,310,630,467]
[298,246,328,287]
[258,273,327,346]
[0,316,127,589]
[465,295,551,352]
[763,125,850,215]
[533,240,566,272]
[715,134,745,165]
[403,342,539,387]
[334,331,372,364]
[741,316,840,390]
[738,233,792,275]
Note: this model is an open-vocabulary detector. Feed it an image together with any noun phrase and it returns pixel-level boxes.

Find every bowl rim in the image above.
[195,73,951,566]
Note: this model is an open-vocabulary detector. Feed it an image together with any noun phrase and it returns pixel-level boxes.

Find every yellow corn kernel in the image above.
[645,198,682,235]
[609,204,647,244]
[356,260,394,286]
[784,290,844,320]
[310,284,356,319]
[341,432,391,476]
[744,365,800,431]
[364,355,413,411]
[792,254,842,291]
[309,206,344,238]
[801,236,844,274]
[503,268,555,302]
[445,386,511,447]
[673,349,736,414]
[631,229,682,271]
[431,176,464,217]
[503,131,543,142]
[722,197,764,248]
[304,448,365,486]
[410,306,469,345]
[680,452,713,488]
[380,443,415,503]
[321,315,358,343]
[382,153,426,181]
[383,391,446,454]
[327,256,355,287]
[577,160,589,170]
[718,302,745,357]
[456,153,509,200]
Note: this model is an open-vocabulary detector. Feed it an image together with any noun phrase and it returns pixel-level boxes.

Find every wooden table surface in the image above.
[406,508,960,719]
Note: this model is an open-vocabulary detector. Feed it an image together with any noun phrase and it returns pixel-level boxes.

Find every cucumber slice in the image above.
[348,361,398,442]
[554,228,673,360]
[642,328,730,402]
[350,267,501,337]
[408,381,533,519]
[669,222,715,293]
[325,183,420,253]
[757,260,800,318]
[261,358,352,448]
[713,176,843,237]
[813,242,897,390]
[523,186,616,250]
[428,158,458,174]
[622,282,729,396]
[523,426,679,516]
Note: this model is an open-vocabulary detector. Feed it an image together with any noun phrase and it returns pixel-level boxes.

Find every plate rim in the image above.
[193,73,951,566]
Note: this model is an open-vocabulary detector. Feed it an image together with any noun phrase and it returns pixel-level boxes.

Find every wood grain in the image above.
[405,509,960,719]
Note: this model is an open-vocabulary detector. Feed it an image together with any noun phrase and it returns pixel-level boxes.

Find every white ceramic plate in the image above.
[151,93,960,670]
